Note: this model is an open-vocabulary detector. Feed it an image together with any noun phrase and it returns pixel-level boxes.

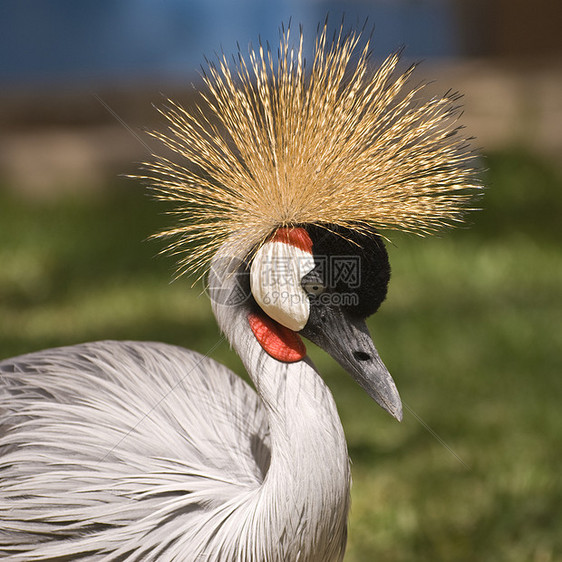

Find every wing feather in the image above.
[0,341,270,560]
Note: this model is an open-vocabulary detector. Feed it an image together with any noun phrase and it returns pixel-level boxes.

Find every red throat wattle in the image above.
[248,312,307,363]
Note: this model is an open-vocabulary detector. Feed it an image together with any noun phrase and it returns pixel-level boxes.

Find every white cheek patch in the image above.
[250,236,315,332]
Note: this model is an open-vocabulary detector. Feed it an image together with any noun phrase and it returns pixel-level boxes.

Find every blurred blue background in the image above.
[0,0,460,89]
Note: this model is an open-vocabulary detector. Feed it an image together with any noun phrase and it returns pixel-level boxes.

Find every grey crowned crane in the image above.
[0,24,479,561]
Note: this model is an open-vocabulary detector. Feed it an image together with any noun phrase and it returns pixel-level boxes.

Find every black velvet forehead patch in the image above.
[304,224,391,318]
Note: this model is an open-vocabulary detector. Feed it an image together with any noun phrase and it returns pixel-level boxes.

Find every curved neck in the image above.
[209,251,351,560]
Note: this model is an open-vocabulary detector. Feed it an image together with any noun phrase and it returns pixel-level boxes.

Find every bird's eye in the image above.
[302,281,326,296]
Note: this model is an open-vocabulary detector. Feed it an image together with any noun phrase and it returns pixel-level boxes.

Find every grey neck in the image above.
[208,248,351,561]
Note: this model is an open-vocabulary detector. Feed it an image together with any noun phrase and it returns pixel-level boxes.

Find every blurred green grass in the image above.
[1,149,561,561]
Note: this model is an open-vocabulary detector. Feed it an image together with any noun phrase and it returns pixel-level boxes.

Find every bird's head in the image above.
[247,224,401,419]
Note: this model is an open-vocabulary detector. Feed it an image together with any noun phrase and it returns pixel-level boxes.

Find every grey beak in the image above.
[301,307,402,421]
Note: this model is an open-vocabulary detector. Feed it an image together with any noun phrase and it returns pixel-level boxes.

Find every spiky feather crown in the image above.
[140,24,480,278]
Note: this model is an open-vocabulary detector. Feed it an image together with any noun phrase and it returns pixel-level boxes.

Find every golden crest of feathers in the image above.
[139,24,481,277]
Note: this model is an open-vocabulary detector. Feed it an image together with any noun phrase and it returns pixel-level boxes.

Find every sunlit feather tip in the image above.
[138,23,481,278]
